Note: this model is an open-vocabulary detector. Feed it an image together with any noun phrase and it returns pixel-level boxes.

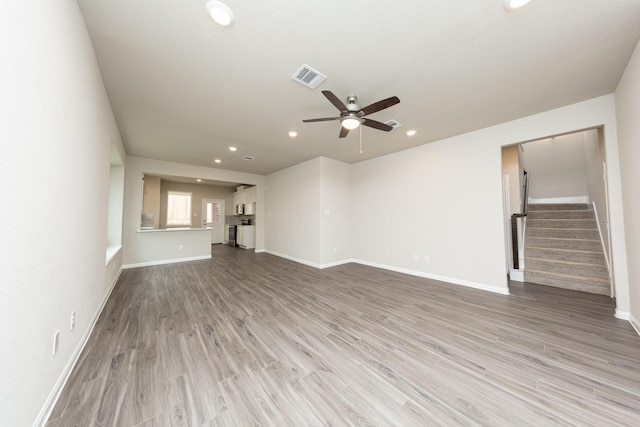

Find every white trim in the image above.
[254,248,266,253]
[615,309,630,320]
[105,244,122,266]
[263,251,510,295]
[528,196,589,204]
[320,259,353,269]
[509,269,524,282]
[263,250,351,269]
[122,255,211,269]
[352,259,510,295]
[629,314,640,337]
[34,267,122,427]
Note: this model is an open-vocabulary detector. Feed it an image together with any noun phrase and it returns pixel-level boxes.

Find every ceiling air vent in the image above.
[384,119,402,128]
[242,155,255,161]
[291,64,326,89]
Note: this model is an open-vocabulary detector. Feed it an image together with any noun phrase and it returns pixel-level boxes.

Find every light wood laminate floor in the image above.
[47,245,640,426]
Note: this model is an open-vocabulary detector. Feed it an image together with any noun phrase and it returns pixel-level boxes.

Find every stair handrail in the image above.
[511,170,530,270]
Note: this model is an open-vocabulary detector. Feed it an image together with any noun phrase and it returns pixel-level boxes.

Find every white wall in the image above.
[522,133,589,201]
[123,156,265,266]
[265,158,323,265]
[0,1,126,425]
[319,158,352,265]
[615,38,640,332]
[351,128,510,294]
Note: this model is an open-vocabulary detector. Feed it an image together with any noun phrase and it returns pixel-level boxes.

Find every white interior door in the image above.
[203,198,224,244]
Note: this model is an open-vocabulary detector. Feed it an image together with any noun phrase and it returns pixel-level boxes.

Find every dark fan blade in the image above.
[322,90,348,112]
[362,118,393,132]
[302,117,340,123]
[359,96,400,116]
[339,126,350,138]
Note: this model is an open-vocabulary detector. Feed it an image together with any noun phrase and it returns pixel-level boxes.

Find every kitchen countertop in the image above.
[137,227,212,233]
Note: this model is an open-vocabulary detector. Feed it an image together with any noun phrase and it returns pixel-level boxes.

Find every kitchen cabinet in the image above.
[243,186,256,205]
[237,225,255,249]
[243,186,256,214]
[232,191,242,208]
[233,185,257,215]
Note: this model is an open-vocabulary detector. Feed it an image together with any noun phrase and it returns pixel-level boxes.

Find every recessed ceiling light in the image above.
[504,0,531,11]
[196,178,203,182]
[214,159,222,163]
[228,146,237,152]
[406,129,417,136]
[206,1,235,26]
[288,131,298,138]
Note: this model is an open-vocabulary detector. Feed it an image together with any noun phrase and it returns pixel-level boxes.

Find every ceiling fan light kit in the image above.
[206,1,234,26]
[341,117,361,130]
[504,0,531,11]
[303,90,400,138]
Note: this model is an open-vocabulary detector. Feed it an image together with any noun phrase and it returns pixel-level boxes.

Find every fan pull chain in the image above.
[359,125,363,154]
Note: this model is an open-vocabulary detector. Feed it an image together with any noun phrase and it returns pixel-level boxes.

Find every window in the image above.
[167,191,192,226]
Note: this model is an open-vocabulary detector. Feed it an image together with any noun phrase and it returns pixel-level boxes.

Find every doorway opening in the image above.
[501,127,613,296]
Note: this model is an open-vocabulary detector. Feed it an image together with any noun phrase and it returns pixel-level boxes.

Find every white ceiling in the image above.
[77,0,640,175]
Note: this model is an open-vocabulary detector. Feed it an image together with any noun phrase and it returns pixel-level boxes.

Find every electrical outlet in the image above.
[424,255,430,262]
[71,311,76,331]
[333,247,337,253]
[178,244,183,250]
[414,254,419,261]
[53,330,60,355]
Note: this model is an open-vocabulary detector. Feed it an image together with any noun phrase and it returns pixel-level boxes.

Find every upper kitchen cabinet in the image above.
[233,185,257,215]
[244,186,256,206]
[232,186,244,207]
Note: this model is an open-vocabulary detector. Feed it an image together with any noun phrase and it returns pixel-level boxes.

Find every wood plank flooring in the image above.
[46,245,640,426]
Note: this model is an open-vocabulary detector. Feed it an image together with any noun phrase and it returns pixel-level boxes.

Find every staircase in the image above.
[523,203,610,295]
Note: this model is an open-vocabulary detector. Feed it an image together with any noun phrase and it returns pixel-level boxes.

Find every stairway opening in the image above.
[501,128,613,296]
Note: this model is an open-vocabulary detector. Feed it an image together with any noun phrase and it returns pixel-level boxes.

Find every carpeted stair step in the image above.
[524,257,609,280]
[527,209,595,220]
[524,269,610,295]
[528,203,589,211]
[525,237,602,251]
[527,227,600,239]
[524,246,605,265]
[526,218,597,229]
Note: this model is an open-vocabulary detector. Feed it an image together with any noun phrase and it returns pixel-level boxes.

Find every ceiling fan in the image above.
[303,90,400,138]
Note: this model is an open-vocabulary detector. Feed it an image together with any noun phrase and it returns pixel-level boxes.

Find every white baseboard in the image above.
[351,259,510,295]
[319,259,353,269]
[122,254,211,269]
[264,250,322,268]
[34,267,122,427]
[263,250,351,269]
[630,314,640,337]
[263,251,509,295]
[615,309,629,321]
[509,269,524,282]
[528,196,589,204]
